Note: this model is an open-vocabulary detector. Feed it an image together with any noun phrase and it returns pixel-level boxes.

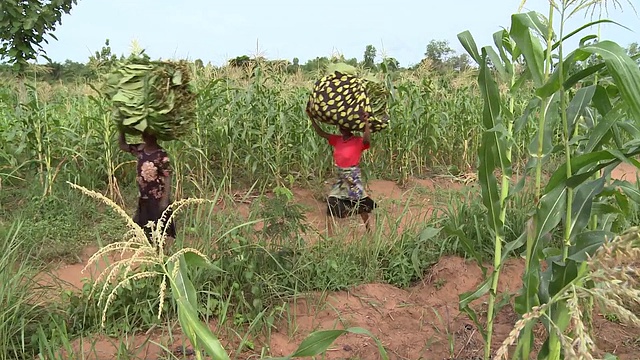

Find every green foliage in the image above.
[362,44,377,70]
[457,2,640,359]
[101,55,196,140]
[379,227,440,287]
[11,181,451,358]
[3,2,640,358]
[0,221,50,360]
[0,59,524,203]
[420,39,471,71]
[63,272,176,336]
[87,38,120,74]
[0,0,77,73]
[425,39,455,66]
[253,185,309,242]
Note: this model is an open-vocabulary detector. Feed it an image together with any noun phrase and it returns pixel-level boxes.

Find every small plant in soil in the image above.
[434,278,447,290]
[603,313,621,324]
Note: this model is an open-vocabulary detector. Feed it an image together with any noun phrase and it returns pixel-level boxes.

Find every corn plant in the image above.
[496,226,640,359]
[457,0,640,358]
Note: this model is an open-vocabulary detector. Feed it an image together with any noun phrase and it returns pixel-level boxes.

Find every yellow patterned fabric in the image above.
[306,72,389,133]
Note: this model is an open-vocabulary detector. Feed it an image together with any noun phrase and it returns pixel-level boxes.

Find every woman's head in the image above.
[339,127,353,137]
[141,131,157,145]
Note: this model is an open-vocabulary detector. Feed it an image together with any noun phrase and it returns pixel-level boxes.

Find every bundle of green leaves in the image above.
[103,56,196,141]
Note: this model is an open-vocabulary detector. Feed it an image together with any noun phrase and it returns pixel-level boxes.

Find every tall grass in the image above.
[0,221,58,360]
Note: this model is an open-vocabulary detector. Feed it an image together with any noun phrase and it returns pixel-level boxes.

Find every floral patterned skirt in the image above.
[326,166,377,218]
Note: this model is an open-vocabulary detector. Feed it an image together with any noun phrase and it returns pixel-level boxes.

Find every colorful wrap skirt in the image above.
[326,166,377,218]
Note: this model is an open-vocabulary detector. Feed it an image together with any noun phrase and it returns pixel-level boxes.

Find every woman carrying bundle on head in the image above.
[306,66,390,236]
[119,130,177,251]
[106,55,194,253]
[307,104,377,236]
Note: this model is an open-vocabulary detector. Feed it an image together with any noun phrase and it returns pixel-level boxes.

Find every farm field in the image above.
[2,1,640,358]
[32,165,640,360]
[2,62,640,359]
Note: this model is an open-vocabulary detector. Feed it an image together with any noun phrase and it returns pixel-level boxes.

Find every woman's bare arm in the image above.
[307,109,332,139]
[118,131,131,152]
[160,174,171,209]
[362,114,371,146]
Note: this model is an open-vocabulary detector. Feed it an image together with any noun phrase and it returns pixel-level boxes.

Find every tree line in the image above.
[0,0,638,84]
[0,38,493,83]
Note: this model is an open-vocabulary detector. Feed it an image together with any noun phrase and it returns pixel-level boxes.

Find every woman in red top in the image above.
[307,108,377,236]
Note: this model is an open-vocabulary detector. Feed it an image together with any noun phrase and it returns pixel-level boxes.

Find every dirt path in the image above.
[57,255,640,360]
[40,163,640,359]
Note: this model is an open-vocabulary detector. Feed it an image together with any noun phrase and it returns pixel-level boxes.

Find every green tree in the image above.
[447,53,470,71]
[362,44,377,69]
[424,39,454,69]
[330,54,358,68]
[43,59,90,81]
[46,60,64,80]
[0,0,77,74]
[228,55,251,67]
[62,59,91,79]
[287,57,300,73]
[302,56,330,73]
[344,57,358,67]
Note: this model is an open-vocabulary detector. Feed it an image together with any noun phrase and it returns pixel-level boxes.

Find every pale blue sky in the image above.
[39,0,639,67]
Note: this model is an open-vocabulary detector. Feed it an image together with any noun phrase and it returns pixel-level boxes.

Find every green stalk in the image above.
[481,22,529,357]
[559,5,572,262]
[516,68,537,360]
[549,4,572,360]
[103,110,118,204]
[485,242,503,360]
[590,10,603,231]
[485,77,516,360]
[521,4,557,359]
[501,97,516,223]
[582,1,606,338]
[534,4,557,202]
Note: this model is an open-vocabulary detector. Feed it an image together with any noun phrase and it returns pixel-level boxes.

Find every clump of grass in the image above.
[0,181,125,263]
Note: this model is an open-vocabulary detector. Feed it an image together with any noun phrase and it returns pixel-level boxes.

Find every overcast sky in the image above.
[38,0,640,67]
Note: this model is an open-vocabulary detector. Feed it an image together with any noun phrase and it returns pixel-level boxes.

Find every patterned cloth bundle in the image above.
[306,65,390,133]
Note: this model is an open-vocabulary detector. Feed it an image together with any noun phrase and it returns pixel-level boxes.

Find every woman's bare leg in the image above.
[163,236,175,254]
[326,215,334,237]
[361,212,371,233]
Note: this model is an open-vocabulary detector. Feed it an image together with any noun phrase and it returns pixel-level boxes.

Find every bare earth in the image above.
[38,163,640,359]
